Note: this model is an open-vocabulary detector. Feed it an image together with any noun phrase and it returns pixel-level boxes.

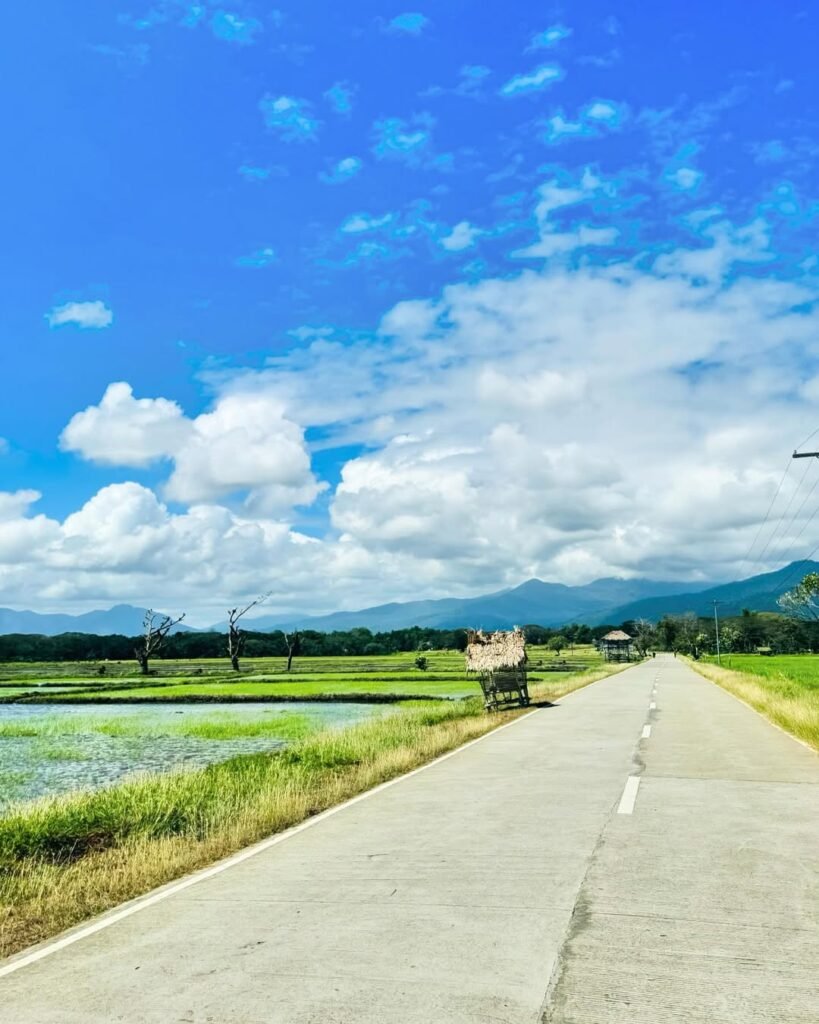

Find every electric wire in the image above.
[794,425,819,453]
[767,498,819,596]
[752,456,816,569]
[739,456,792,573]
[765,531,819,605]
[758,427,819,598]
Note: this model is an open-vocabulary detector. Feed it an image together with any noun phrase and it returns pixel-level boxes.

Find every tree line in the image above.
[2,609,817,666]
[0,620,614,665]
[653,609,819,657]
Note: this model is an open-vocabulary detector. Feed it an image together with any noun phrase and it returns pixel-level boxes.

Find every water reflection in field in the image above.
[0,702,383,806]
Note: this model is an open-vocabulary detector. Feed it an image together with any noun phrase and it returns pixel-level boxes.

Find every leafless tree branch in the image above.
[227,591,272,671]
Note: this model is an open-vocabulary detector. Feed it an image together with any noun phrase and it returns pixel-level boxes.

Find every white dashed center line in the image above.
[649,701,657,710]
[641,724,651,739]
[617,776,641,815]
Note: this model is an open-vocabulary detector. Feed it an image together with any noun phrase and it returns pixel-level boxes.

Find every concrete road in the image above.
[1,656,817,1023]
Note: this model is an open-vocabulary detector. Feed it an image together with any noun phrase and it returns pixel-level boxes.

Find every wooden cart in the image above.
[465,628,530,711]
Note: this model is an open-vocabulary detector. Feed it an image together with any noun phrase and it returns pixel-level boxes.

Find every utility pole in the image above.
[792,450,819,459]
[713,600,722,665]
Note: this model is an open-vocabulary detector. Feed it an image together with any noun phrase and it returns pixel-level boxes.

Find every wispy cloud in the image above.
[666,167,703,191]
[585,100,620,122]
[440,221,482,251]
[320,156,363,184]
[324,81,356,115]
[543,99,626,143]
[422,65,491,101]
[341,212,394,234]
[387,12,429,34]
[578,49,622,69]
[259,95,320,142]
[121,3,272,44]
[750,137,819,174]
[456,64,491,98]
[511,174,619,259]
[90,43,150,71]
[47,300,113,330]
[527,24,572,51]
[499,64,564,98]
[209,10,262,44]
[238,163,288,182]
[372,116,432,164]
[235,246,277,268]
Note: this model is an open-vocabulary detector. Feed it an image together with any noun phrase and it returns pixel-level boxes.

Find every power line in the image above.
[753,457,816,569]
[739,457,792,572]
[761,448,819,603]
[795,425,819,452]
[767,537,819,605]
[768,498,819,595]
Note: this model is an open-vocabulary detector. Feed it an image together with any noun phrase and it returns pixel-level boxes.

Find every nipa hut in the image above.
[599,629,634,662]
[465,628,530,710]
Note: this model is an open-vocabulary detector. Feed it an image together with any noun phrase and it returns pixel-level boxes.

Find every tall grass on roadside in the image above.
[0,662,625,959]
[0,700,502,957]
[0,711,316,742]
[690,660,819,751]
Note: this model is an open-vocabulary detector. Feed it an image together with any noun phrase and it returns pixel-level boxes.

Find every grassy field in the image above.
[694,654,819,751]
[0,709,317,742]
[1,645,602,703]
[0,652,623,958]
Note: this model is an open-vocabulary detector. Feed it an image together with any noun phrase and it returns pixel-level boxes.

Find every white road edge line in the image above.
[0,708,541,979]
[617,775,641,815]
[641,724,651,739]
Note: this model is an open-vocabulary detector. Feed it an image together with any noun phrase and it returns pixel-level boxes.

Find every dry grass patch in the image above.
[0,661,629,960]
[688,660,819,752]
[0,701,516,958]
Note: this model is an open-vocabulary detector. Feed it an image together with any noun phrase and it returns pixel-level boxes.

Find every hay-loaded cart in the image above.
[465,628,530,710]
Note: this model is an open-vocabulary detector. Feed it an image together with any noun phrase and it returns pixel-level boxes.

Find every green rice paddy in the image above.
[2,645,600,704]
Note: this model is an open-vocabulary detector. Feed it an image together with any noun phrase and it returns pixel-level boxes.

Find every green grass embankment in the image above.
[691,655,819,752]
[0,700,503,958]
[0,660,621,960]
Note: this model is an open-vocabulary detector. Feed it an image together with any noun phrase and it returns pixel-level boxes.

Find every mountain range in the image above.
[0,605,193,638]
[1,561,813,636]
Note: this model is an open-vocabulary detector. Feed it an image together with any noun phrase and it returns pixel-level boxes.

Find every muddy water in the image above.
[0,701,384,807]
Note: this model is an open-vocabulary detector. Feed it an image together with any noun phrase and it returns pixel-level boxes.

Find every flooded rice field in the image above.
[0,701,384,807]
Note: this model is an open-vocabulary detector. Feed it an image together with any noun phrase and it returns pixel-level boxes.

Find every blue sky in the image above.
[2,3,819,621]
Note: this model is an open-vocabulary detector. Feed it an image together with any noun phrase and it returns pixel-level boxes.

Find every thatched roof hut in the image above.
[599,629,634,662]
[465,628,527,675]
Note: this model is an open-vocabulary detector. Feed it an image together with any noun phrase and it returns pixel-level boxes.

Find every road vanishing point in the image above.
[1,655,817,1023]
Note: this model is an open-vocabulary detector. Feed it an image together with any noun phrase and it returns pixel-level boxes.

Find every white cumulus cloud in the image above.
[47,300,113,329]
[61,384,321,514]
[12,182,819,619]
[60,383,189,466]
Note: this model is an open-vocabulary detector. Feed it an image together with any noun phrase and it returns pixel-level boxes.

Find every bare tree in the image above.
[135,609,185,675]
[633,618,656,658]
[284,630,301,672]
[227,592,271,671]
[778,572,819,621]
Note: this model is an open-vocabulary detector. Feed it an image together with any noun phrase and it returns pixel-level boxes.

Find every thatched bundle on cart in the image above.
[465,628,530,710]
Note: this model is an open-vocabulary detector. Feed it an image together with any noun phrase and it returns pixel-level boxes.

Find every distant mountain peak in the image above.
[0,563,811,637]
